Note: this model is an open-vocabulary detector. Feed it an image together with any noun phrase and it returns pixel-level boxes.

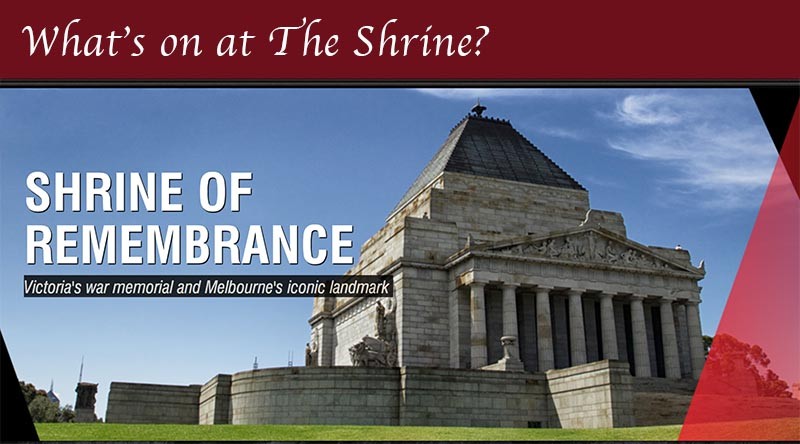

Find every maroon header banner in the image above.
[1,0,799,81]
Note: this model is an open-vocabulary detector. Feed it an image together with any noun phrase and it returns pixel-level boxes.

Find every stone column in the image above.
[599,293,619,360]
[567,289,587,366]
[535,286,555,372]
[470,282,488,368]
[659,299,682,379]
[686,300,706,379]
[630,295,651,377]
[674,303,691,377]
[501,283,520,360]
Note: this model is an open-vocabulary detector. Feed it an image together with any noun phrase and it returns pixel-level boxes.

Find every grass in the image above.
[35,423,682,441]
[680,417,800,441]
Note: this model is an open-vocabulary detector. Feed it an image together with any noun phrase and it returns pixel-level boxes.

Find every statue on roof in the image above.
[471,100,487,117]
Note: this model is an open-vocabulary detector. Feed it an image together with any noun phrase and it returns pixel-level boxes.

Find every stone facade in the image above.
[107,111,705,428]
[105,382,201,424]
[310,113,706,382]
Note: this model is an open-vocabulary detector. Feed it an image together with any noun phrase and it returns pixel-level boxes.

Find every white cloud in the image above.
[614,93,684,125]
[608,92,776,209]
[583,175,623,189]
[536,126,584,140]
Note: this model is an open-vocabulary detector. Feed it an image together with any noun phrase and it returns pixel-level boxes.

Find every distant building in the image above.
[46,380,60,406]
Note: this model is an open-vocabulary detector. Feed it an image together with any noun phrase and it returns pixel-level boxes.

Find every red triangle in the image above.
[680,107,800,440]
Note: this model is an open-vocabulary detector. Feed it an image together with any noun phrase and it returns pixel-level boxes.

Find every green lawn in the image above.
[36,423,682,441]
[680,417,800,441]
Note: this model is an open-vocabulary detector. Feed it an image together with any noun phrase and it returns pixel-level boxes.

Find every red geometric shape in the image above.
[784,117,800,198]
[680,106,800,440]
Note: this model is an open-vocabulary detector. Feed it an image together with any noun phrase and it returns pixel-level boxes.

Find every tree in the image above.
[57,405,76,423]
[18,380,76,423]
[702,335,714,358]
[18,381,44,405]
[705,333,792,398]
[758,369,792,399]
[28,396,59,422]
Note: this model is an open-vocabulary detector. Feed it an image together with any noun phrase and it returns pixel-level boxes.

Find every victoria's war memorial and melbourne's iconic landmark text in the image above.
[106,108,706,428]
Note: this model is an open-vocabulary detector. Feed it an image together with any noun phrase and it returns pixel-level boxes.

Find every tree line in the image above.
[19,381,75,422]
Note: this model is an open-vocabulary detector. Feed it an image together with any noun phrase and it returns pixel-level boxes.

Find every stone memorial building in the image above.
[107,107,706,428]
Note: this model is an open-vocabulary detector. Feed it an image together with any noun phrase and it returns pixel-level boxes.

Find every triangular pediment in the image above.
[478,228,702,275]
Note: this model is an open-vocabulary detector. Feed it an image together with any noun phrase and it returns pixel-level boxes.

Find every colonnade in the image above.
[468,282,704,378]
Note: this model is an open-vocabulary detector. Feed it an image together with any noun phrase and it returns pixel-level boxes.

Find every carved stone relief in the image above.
[492,231,680,272]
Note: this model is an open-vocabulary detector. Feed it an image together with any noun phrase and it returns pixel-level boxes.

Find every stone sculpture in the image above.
[348,300,398,367]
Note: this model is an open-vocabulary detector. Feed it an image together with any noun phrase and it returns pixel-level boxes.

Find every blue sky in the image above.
[0,88,775,415]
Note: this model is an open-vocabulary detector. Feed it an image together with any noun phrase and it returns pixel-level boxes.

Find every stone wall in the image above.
[400,367,549,427]
[223,366,550,427]
[396,267,451,367]
[401,216,460,264]
[633,377,696,426]
[396,218,459,367]
[546,360,634,428]
[106,382,200,424]
[229,367,400,425]
[432,172,591,243]
[110,362,658,428]
[582,210,626,237]
[199,374,232,425]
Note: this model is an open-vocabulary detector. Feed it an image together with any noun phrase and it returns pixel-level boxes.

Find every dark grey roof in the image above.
[391,114,585,215]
